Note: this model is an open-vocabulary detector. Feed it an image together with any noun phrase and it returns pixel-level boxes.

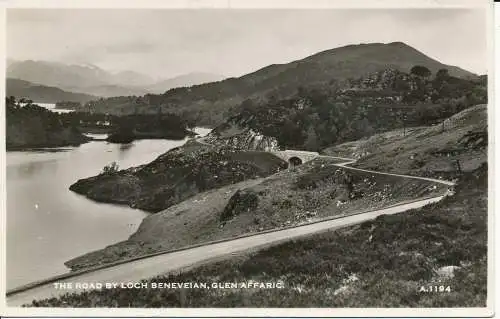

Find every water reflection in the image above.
[14,159,58,178]
[117,142,134,161]
[119,142,134,151]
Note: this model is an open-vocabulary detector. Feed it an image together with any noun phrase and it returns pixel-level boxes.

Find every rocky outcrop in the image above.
[205,124,280,151]
[69,143,288,213]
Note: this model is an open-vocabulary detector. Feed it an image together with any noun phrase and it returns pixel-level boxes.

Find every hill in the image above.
[83,42,478,125]
[147,72,226,94]
[323,104,487,179]
[6,78,98,104]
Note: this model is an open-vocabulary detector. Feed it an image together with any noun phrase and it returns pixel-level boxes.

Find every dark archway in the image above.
[288,156,303,167]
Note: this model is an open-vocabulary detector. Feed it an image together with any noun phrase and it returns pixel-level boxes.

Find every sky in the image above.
[6,8,488,79]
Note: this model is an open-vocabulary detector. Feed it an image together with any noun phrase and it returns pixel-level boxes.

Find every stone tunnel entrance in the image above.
[288,156,303,167]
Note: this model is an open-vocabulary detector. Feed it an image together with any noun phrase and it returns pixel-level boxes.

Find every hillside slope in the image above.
[323,104,487,178]
[84,42,477,125]
[6,78,98,104]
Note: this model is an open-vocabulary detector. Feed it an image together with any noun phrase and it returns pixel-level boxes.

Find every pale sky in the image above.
[7,8,488,78]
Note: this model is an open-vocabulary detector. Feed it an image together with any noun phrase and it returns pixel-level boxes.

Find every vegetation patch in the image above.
[220,190,259,223]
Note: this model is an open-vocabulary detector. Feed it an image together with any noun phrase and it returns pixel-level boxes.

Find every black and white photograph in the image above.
[0,0,494,317]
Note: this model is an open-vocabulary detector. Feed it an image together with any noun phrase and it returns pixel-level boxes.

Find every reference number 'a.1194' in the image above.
[419,285,452,293]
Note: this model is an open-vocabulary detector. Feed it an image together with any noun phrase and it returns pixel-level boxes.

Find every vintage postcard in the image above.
[0,0,494,317]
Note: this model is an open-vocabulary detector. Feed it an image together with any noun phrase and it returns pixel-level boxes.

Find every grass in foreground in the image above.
[28,164,487,308]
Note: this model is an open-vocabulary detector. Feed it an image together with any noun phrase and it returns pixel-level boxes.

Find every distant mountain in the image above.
[109,70,157,88]
[7,60,109,88]
[6,59,226,98]
[6,78,98,104]
[86,42,478,126]
[6,60,151,98]
[147,72,226,94]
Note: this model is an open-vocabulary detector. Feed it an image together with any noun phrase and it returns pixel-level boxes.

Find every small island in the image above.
[105,113,196,143]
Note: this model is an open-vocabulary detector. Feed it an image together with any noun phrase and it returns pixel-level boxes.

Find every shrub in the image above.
[101,161,120,175]
[220,189,259,222]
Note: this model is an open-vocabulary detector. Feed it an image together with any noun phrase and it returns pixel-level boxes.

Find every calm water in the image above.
[6,127,211,290]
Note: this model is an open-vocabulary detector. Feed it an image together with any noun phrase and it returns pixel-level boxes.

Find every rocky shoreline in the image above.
[69,141,288,213]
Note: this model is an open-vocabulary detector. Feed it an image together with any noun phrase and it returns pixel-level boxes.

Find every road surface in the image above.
[5,149,454,306]
[321,155,456,186]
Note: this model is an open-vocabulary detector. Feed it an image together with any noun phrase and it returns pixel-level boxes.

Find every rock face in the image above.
[69,143,288,213]
[205,123,280,151]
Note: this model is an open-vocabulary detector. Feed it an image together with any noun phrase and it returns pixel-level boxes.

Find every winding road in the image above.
[5,148,454,307]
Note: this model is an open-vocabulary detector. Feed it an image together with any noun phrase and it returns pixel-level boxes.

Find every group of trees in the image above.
[6,96,70,132]
[106,113,193,143]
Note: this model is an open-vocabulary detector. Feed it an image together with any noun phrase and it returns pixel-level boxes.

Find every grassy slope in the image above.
[323,104,487,179]
[30,163,486,307]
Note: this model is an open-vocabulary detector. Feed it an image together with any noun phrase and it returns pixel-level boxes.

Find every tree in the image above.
[436,68,450,79]
[304,126,319,151]
[410,65,432,78]
[101,161,119,175]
